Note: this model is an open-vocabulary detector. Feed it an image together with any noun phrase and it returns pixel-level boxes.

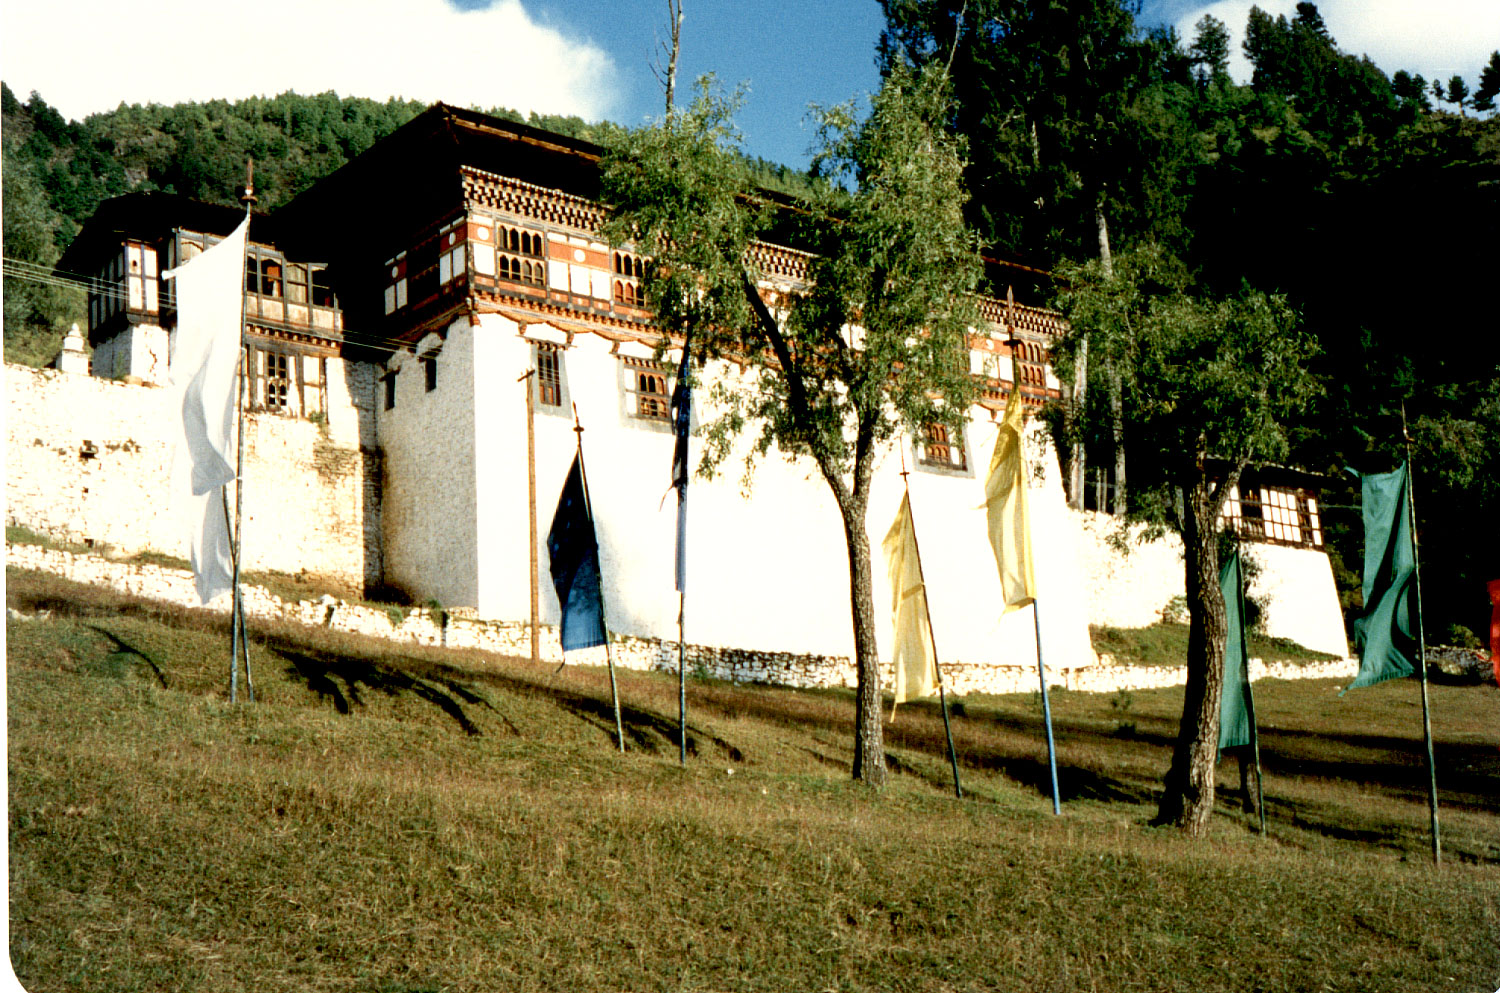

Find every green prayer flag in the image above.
[1348,463,1419,690]
[1218,549,1254,753]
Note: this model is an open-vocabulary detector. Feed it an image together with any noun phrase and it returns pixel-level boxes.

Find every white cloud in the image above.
[1174,0,1500,85]
[0,0,618,122]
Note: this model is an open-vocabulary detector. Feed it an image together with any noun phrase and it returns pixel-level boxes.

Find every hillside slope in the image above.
[7,566,1499,992]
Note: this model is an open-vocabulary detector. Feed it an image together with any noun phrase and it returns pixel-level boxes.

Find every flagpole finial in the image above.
[571,403,584,440]
[239,159,257,209]
[899,446,910,485]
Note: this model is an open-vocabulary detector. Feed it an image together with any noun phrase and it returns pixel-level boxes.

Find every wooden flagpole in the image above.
[573,405,626,753]
[519,368,540,663]
[1401,403,1442,865]
[899,453,963,799]
[228,160,257,703]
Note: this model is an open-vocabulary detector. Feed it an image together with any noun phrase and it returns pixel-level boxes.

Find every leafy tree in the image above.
[2,90,84,366]
[1444,75,1471,112]
[599,64,983,785]
[1392,70,1432,112]
[1474,51,1500,113]
[1188,14,1231,88]
[1053,246,1320,834]
[879,0,1195,515]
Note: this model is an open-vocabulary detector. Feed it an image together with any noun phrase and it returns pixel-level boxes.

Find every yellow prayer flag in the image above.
[882,492,938,714]
[984,388,1037,614]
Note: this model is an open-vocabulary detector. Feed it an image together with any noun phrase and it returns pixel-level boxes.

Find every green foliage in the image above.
[602,64,985,785]
[1474,51,1500,113]
[601,65,983,485]
[2,97,85,366]
[1054,246,1320,524]
[878,0,1192,264]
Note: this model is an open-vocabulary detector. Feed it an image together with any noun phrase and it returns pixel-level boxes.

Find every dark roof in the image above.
[57,193,273,273]
[273,103,607,265]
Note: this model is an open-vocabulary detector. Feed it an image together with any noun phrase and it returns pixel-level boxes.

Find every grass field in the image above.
[8,566,1498,992]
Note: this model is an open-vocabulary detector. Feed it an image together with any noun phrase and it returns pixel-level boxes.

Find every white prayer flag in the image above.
[163,216,248,604]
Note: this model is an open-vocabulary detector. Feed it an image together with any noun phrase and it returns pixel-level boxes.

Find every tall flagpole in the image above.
[1402,403,1442,865]
[1233,532,1266,836]
[899,453,963,799]
[573,405,626,753]
[673,339,693,768]
[519,368,540,663]
[1033,600,1061,815]
[229,160,256,704]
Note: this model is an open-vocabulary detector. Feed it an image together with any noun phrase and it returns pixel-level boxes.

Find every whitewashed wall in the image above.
[5,361,379,591]
[377,321,481,608]
[1245,542,1349,657]
[441,315,1099,669]
[90,323,170,385]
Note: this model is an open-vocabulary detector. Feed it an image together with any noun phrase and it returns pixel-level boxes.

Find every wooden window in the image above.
[311,266,335,308]
[497,226,546,287]
[537,345,562,407]
[1222,484,1323,548]
[623,357,671,421]
[438,224,466,286]
[263,351,291,410]
[285,264,308,304]
[383,255,407,315]
[636,371,669,418]
[919,422,966,470]
[612,251,645,308]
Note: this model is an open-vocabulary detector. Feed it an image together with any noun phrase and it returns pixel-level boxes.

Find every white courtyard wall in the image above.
[5,361,379,591]
[1074,514,1190,628]
[91,324,170,385]
[377,319,481,608]
[458,315,1098,669]
[1244,541,1349,657]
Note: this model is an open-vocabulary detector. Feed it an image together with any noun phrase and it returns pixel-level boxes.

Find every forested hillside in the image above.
[2,1,1496,640]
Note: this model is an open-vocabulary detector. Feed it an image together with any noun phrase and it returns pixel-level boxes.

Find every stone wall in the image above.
[5,362,380,592]
[6,542,1359,696]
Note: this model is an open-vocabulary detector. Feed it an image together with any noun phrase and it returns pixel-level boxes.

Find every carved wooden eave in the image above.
[462,167,606,233]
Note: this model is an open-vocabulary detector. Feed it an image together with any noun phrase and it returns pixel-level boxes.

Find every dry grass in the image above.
[8,566,1499,992]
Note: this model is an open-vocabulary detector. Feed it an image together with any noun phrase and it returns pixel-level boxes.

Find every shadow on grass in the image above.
[84,626,169,688]
[272,642,501,737]
[473,669,746,762]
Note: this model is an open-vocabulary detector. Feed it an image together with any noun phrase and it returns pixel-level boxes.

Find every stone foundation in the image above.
[7,541,1360,695]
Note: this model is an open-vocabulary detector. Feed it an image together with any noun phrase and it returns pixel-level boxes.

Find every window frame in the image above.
[915,420,972,476]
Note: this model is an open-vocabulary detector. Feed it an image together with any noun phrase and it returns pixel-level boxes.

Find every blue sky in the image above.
[1,0,1494,170]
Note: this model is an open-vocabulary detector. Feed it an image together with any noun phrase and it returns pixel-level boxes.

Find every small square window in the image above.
[918,422,967,471]
[620,357,675,426]
[537,346,562,407]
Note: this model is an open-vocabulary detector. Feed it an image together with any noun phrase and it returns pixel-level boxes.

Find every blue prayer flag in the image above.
[547,455,607,651]
[669,339,692,592]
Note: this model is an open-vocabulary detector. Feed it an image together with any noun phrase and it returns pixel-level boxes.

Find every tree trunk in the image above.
[1096,196,1125,516]
[664,0,683,117]
[835,490,887,786]
[1110,367,1125,515]
[1156,472,1229,835]
[1065,338,1088,510]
